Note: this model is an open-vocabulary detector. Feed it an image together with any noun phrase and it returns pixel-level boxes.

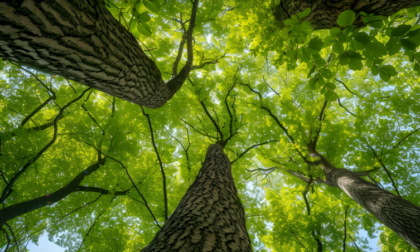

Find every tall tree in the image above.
[143,143,251,251]
[308,146,420,249]
[0,0,198,108]
[274,0,420,29]
[0,0,419,251]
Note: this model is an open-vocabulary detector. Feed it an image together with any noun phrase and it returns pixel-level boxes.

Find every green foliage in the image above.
[1,1,419,252]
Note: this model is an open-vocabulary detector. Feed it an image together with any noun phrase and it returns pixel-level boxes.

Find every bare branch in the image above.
[393,128,420,149]
[104,154,161,228]
[338,98,356,117]
[335,78,357,96]
[167,0,200,99]
[231,140,278,164]
[368,145,401,197]
[141,107,168,221]
[0,88,91,203]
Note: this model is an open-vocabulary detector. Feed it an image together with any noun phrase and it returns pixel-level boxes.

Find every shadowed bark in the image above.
[310,150,420,249]
[0,0,198,108]
[274,0,420,29]
[142,143,251,251]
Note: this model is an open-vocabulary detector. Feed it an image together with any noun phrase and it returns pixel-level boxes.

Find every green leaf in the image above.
[143,0,161,13]
[386,37,401,55]
[325,82,336,90]
[414,63,420,74]
[138,12,151,22]
[407,29,420,46]
[137,22,152,36]
[308,37,323,52]
[319,68,333,79]
[354,32,370,45]
[297,8,311,19]
[348,51,363,70]
[312,54,326,67]
[332,41,344,54]
[379,69,390,81]
[391,25,411,37]
[371,65,379,75]
[400,39,417,50]
[325,90,338,101]
[362,15,384,29]
[365,41,387,58]
[339,52,350,65]
[337,10,356,27]
[380,65,397,76]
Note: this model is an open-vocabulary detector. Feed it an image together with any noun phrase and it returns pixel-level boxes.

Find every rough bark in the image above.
[313,152,420,249]
[274,0,420,29]
[142,143,251,252]
[0,0,171,108]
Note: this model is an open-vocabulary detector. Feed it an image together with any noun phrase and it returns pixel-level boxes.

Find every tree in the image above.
[274,0,420,29]
[0,0,199,108]
[1,0,419,251]
[143,143,251,251]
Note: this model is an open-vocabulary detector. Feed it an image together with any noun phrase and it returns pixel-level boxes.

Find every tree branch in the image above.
[141,107,168,221]
[0,88,91,203]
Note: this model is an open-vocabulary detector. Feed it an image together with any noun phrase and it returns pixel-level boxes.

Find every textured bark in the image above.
[274,0,420,29]
[317,156,420,249]
[0,0,170,108]
[142,144,251,252]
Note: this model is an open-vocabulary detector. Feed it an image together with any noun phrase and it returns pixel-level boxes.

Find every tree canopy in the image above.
[0,0,419,251]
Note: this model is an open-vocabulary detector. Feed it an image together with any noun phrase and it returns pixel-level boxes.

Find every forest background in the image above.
[0,0,419,251]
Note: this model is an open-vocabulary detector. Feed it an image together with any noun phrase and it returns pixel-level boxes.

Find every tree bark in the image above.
[0,0,170,108]
[274,0,420,29]
[313,152,420,249]
[142,143,251,252]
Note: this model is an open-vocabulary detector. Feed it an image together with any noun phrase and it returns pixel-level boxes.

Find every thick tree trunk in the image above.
[274,0,420,29]
[0,0,170,108]
[317,156,420,249]
[142,143,251,251]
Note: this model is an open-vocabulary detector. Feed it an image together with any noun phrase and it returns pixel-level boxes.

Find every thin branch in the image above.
[312,100,328,148]
[263,76,281,97]
[5,223,19,252]
[64,194,103,217]
[200,100,224,141]
[342,205,349,252]
[75,186,129,195]
[77,205,108,252]
[104,153,161,228]
[191,55,226,70]
[368,145,401,196]
[181,118,217,140]
[20,97,54,126]
[231,140,278,164]
[338,98,357,117]
[166,126,191,171]
[166,0,199,98]
[0,88,91,203]
[141,107,168,221]
[335,78,357,96]
[2,227,11,252]
[392,128,420,149]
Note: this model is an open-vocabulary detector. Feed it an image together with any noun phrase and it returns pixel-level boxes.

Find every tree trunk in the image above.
[142,143,251,252]
[274,0,420,29]
[317,156,420,249]
[0,0,169,108]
